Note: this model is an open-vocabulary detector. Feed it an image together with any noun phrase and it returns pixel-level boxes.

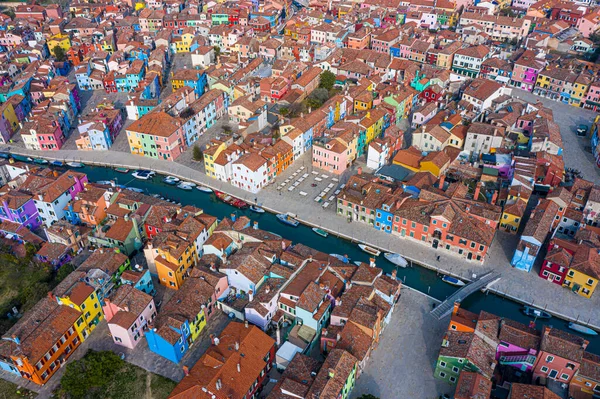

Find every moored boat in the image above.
[50,160,64,167]
[568,322,598,336]
[215,191,248,209]
[330,254,350,263]
[132,170,155,180]
[163,176,180,185]
[177,182,195,190]
[384,252,408,268]
[125,187,144,193]
[96,180,113,185]
[197,186,213,193]
[441,275,466,287]
[276,213,299,227]
[521,306,552,319]
[249,205,265,213]
[358,244,381,257]
[66,162,84,168]
[115,167,129,173]
[33,158,48,164]
[312,227,328,237]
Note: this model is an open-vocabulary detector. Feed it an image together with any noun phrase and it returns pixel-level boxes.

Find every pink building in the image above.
[532,326,588,384]
[103,285,157,349]
[511,50,545,92]
[583,80,600,111]
[22,116,67,151]
[577,9,600,37]
[496,319,541,373]
[312,136,352,175]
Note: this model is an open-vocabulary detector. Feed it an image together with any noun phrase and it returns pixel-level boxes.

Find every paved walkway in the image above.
[351,288,452,399]
[4,144,600,330]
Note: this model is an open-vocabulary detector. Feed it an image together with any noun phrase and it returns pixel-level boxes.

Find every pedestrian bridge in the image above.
[430,271,502,320]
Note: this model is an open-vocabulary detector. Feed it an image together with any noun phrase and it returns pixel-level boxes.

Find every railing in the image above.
[499,354,536,365]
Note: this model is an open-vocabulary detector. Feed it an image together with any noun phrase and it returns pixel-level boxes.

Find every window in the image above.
[452,366,459,373]
[587,279,595,286]
[449,376,456,383]
[439,371,446,378]
[541,366,548,373]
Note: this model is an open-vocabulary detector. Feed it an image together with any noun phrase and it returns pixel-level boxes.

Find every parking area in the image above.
[513,88,600,184]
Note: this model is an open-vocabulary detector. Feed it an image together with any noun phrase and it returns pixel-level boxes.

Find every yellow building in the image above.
[153,232,197,290]
[174,31,195,53]
[54,277,104,341]
[500,201,526,233]
[0,102,19,135]
[203,140,227,178]
[47,34,71,54]
[360,110,386,145]
[189,308,207,341]
[570,79,590,107]
[563,251,599,298]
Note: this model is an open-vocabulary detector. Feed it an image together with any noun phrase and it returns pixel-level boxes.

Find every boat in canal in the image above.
[66,162,84,168]
[521,306,552,319]
[441,275,466,287]
[276,213,299,227]
[358,244,381,257]
[214,191,248,209]
[569,322,598,336]
[33,158,48,164]
[384,252,408,268]
[330,254,350,263]
[132,170,155,180]
[312,227,328,237]
[96,180,114,185]
[50,160,64,167]
[197,186,213,193]
[177,181,196,190]
[249,205,265,214]
[163,176,180,185]
[115,167,129,173]
[125,187,144,193]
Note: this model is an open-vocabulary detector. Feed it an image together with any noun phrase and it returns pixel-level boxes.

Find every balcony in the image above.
[499,354,536,366]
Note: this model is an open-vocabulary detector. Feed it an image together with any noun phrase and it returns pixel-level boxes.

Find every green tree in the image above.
[213,45,221,58]
[53,46,66,62]
[59,351,124,397]
[3,9,15,20]
[55,263,75,283]
[319,70,336,91]
[279,107,289,117]
[193,145,203,161]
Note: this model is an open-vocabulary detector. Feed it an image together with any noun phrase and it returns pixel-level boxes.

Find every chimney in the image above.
[249,290,254,302]
[474,182,482,200]
[391,269,397,279]
[357,167,362,175]
[452,301,460,316]
[237,363,241,372]
[328,368,335,379]
[245,320,249,328]
[210,334,216,345]
[182,366,189,376]
[369,257,376,267]
[216,379,222,390]
[491,190,498,205]
[231,213,236,222]
[210,262,217,272]
[235,341,239,351]
[336,333,341,342]
[253,221,258,230]
[438,173,446,189]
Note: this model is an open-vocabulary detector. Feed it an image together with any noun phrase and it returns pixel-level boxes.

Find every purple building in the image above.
[0,190,41,230]
[497,319,541,372]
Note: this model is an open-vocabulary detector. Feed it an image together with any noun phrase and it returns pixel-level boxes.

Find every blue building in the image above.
[375,200,395,233]
[121,269,156,296]
[145,319,191,363]
[172,69,207,97]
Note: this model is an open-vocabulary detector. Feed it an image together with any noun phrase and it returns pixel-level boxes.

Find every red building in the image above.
[419,85,445,104]
[168,322,276,399]
[539,240,575,285]
[533,326,588,383]
[103,71,117,93]
[551,4,585,26]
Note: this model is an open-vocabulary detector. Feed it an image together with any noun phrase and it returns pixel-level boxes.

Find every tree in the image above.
[53,46,66,62]
[58,351,124,398]
[213,46,221,58]
[3,9,15,20]
[279,107,289,117]
[193,145,203,161]
[55,263,75,283]
[319,70,336,91]
[305,88,330,109]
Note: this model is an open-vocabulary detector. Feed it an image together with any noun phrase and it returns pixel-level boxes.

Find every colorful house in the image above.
[306,349,358,399]
[150,231,197,289]
[126,112,187,161]
[496,319,541,372]
[0,190,41,230]
[532,326,588,383]
[52,271,104,341]
[103,285,156,349]
[145,272,212,363]
[171,69,207,97]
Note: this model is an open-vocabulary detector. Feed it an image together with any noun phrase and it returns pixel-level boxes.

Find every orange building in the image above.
[150,231,197,289]
[347,27,371,50]
[66,186,108,226]
[263,139,294,179]
[0,298,81,385]
[449,302,479,332]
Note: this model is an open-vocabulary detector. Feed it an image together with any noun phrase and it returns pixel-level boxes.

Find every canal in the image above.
[34,163,600,353]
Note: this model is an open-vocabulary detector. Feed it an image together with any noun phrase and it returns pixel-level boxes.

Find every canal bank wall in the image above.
[4,146,600,332]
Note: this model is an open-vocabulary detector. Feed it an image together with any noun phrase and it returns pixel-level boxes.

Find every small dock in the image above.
[430,272,502,320]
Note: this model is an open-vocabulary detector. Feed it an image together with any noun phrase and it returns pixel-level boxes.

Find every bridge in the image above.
[430,271,502,320]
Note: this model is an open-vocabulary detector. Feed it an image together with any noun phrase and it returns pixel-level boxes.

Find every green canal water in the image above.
[33,163,600,353]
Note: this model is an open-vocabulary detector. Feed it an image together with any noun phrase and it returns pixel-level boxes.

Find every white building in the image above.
[230,153,269,194]
[366,139,391,170]
[463,122,505,156]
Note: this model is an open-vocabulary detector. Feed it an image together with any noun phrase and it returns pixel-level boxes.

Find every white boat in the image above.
[249,205,265,213]
[66,162,84,168]
[384,252,408,268]
[358,244,381,257]
[96,180,113,185]
[442,275,466,287]
[177,182,195,191]
[163,176,180,185]
[568,322,598,336]
[125,187,144,193]
[132,170,155,180]
[197,186,213,193]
